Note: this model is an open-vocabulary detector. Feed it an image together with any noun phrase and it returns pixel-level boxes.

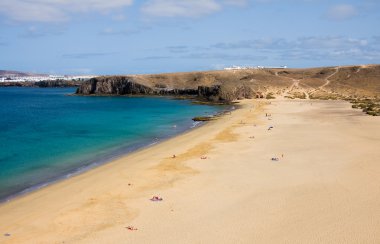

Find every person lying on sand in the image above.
[200,156,207,159]
[271,157,279,161]
[126,226,138,231]
[150,196,163,201]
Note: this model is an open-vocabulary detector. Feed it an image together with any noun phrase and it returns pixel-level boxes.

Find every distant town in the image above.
[0,74,97,83]
[224,65,287,70]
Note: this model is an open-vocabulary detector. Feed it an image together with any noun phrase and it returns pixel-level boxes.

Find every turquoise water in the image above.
[0,87,225,201]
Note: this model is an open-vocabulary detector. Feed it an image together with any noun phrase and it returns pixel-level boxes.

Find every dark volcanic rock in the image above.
[76,76,255,102]
[76,76,155,95]
[35,80,80,88]
[198,85,221,98]
[0,82,25,87]
[77,76,202,97]
[157,88,198,96]
[197,85,254,101]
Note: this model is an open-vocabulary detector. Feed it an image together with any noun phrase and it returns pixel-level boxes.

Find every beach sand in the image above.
[1,99,380,243]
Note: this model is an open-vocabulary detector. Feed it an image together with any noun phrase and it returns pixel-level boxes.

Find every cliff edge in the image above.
[76,65,380,102]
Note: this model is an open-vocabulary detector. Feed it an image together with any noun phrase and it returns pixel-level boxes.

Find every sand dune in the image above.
[1,99,380,243]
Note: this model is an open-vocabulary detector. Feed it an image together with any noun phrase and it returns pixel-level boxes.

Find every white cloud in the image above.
[213,36,369,51]
[223,0,248,6]
[0,0,133,22]
[327,4,357,21]
[141,0,222,17]
[210,36,380,61]
[19,25,67,38]
[140,0,319,19]
[297,36,368,49]
[112,14,127,21]
[100,27,140,36]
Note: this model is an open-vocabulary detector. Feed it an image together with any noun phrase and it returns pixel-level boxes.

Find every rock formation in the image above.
[73,65,380,102]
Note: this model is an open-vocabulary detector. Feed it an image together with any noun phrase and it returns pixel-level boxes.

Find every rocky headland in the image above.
[76,65,380,100]
[76,65,380,114]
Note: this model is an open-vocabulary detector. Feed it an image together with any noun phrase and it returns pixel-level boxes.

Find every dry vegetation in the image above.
[78,65,380,115]
[350,98,380,116]
[130,65,379,100]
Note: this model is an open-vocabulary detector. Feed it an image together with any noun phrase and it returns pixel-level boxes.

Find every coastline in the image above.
[0,87,231,203]
[1,99,380,243]
[0,103,231,204]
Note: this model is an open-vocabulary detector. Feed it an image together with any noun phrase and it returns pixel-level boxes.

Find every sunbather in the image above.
[150,196,163,201]
[126,226,138,231]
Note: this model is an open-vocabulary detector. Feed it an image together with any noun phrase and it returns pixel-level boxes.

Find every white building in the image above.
[0,75,98,83]
[224,65,287,70]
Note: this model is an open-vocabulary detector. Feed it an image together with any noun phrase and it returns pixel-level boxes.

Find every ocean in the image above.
[0,87,226,201]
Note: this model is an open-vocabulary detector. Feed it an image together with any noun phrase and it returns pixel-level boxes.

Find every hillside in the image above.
[76,65,380,102]
[0,70,46,77]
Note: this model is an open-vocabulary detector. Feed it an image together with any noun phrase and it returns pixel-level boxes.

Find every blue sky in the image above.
[0,0,379,75]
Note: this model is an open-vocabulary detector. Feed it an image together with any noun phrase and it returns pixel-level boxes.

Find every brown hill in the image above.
[76,65,380,102]
[0,70,47,77]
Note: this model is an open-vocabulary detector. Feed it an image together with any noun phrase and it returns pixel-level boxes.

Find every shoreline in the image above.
[1,99,380,243]
[0,102,233,204]
[0,98,247,208]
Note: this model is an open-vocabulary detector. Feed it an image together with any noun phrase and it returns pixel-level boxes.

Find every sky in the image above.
[0,0,379,75]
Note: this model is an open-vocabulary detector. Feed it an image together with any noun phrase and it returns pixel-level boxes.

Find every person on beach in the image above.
[150,196,163,201]
[126,226,138,231]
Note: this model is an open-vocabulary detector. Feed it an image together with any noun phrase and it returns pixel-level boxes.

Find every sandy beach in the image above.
[1,99,380,243]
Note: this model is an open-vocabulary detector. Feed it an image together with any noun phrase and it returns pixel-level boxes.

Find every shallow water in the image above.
[0,87,224,201]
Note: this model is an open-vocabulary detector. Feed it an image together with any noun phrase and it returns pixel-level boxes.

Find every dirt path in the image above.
[281,79,309,99]
[307,67,340,97]
[319,67,339,90]
[285,79,309,99]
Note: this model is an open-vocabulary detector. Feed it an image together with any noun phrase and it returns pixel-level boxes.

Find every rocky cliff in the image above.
[75,76,256,102]
[75,65,380,102]
[76,76,154,95]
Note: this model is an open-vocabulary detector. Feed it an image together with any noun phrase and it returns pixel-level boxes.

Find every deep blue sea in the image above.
[0,87,225,201]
